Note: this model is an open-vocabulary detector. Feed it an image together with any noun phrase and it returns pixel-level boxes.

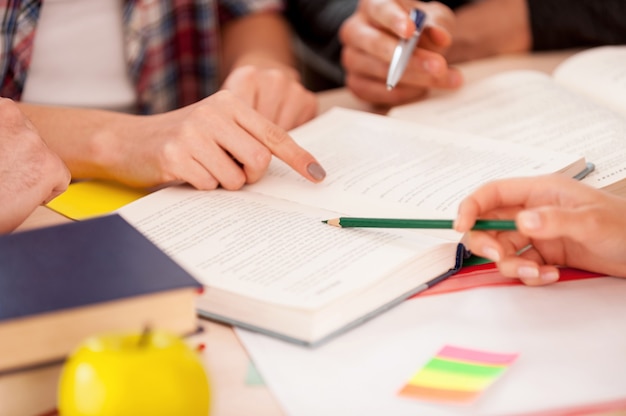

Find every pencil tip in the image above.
[325,218,341,227]
[386,85,393,91]
[321,220,328,224]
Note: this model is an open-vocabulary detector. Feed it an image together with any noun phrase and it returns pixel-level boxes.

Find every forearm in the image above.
[220,12,299,81]
[446,0,531,64]
[18,92,324,190]
[18,103,136,183]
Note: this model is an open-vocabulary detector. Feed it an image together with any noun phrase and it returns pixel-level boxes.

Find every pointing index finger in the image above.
[238,109,326,183]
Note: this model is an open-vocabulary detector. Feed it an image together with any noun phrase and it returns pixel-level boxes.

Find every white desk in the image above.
[11,50,582,416]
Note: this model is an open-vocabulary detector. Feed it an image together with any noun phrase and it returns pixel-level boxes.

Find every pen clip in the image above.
[409,8,427,35]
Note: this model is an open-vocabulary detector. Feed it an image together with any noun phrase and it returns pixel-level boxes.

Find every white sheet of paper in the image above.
[237,278,626,415]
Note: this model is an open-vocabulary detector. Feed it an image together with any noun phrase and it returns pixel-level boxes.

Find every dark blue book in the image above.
[0,214,201,374]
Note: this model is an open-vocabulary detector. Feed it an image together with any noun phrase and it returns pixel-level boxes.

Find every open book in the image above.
[390,45,626,196]
[117,108,588,346]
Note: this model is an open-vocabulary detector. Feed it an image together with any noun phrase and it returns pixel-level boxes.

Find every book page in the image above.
[246,108,584,218]
[117,187,447,309]
[553,46,626,118]
[389,70,626,190]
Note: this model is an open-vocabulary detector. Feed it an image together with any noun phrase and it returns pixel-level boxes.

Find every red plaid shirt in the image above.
[0,0,282,114]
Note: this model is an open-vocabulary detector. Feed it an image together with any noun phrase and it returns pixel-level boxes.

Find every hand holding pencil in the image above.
[454,175,626,286]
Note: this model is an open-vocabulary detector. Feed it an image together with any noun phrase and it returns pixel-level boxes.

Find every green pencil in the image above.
[322,217,516,230]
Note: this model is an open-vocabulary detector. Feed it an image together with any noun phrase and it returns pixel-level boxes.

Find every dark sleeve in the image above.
[285,0,358,72]
[527,0,626,50]
[285,0,355,46]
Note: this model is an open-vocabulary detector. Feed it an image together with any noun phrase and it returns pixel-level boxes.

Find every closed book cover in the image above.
[0,214,202,373]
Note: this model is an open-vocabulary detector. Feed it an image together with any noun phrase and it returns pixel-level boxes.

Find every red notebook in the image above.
[414,262,605,298]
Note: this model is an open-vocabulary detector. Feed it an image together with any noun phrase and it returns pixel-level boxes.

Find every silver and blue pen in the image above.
[386,8,427,90]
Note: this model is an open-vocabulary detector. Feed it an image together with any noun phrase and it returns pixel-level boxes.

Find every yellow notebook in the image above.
[47,181,148,220]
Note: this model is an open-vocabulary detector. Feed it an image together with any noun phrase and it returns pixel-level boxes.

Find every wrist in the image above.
[78,112,139,183]
[230,52,301,82]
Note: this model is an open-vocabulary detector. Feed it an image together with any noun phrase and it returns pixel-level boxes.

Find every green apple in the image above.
[58,329,210,416]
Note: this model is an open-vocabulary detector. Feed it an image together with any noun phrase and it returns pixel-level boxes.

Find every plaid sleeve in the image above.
[218,0,283,23]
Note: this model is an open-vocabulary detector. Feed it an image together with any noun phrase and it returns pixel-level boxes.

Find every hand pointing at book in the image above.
[66,91,326,191]
[454,175,626,286]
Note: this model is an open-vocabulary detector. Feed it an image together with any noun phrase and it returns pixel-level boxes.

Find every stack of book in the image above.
[0,215,201,414]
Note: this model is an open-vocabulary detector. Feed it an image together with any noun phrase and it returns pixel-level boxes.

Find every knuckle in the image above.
[209,90,237,108]
[257,70,286,92]
[195,177,219,191]
[579,207,603,230]
[237,65,257,77]
[373,39,393,61]
[154,138,186,182]
[230,65,258,83]
[429,2,455,22]
[265,68,286,82]
[221,171,247,191]
[370,0,386,16]
[263,125,289,147]
[252,147,272,169]
[339,18,356,43]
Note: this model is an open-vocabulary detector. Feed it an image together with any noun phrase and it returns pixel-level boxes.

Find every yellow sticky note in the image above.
[409,368,496,392]
[47,180,149,220]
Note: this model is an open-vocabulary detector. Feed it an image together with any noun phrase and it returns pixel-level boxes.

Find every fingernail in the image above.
[447,71,462,87]
[518,266,539,279]
[307,162,326,181]
[518,211,541,230]
[422,59,442,73]
[540,270,559,284]
[482,246,500,262]
[394,18,408,37]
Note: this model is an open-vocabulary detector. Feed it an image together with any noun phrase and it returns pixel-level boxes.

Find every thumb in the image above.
[516,206,593,242]
[419,1,454,50]
[420,25,452,52]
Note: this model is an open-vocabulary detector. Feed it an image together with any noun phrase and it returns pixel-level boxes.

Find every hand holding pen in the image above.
[386,8,428,90]
[339,0,463,106]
